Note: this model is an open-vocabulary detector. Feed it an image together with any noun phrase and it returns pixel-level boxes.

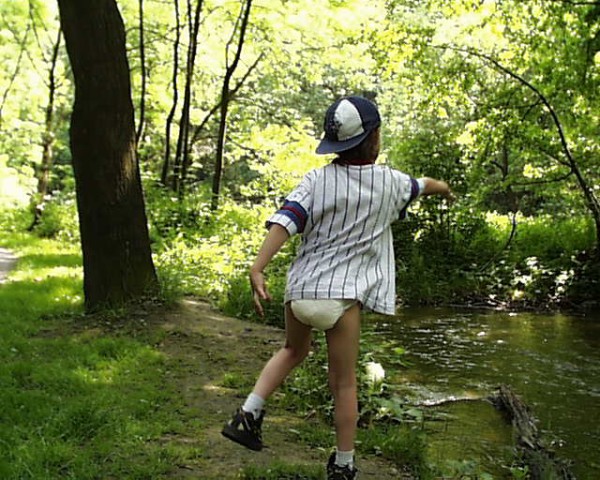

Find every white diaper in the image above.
[290,299,357,331]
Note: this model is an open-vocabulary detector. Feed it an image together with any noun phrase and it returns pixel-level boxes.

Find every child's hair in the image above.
[335,128,379,163]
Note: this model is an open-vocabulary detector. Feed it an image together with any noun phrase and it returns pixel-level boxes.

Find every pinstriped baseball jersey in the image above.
[267,163,422,315]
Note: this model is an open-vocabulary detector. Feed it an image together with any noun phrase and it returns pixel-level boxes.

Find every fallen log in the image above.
[489,384,575,480]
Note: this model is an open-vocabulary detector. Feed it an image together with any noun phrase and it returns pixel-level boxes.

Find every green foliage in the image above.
[30,192,80,242]
[395,207,596,308]
[287,421,334,449]
[0,205,32,233]
[144,180,296,318]
[150,186,270,302]
[278,325,418,427]
[3,0,599,312]
[221,371,254,390]
[510,464,530,480]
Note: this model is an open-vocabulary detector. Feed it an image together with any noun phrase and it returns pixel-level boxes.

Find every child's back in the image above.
[276,162,421,314]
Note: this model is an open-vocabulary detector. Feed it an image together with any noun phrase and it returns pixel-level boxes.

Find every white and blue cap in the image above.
[316,96,381,155]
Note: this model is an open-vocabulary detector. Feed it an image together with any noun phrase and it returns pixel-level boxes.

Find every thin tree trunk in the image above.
[135,0,147,146]
[211,0,253,211]
[161,0,181,186]
[172,0,203,192]
[58,0,158,311]
[29,29,62,231]
[187,51,263,152]
[0,26,31,130]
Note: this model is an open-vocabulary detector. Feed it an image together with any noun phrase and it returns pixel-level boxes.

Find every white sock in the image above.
[242,392,265,420]
[335,449,354,468]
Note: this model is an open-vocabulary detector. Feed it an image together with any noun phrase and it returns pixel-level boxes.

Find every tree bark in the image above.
[210,0,253,211]
[57,0,158,311]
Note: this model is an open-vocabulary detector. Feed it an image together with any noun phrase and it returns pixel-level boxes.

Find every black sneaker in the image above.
[221,408,264,451]
[327,452,358,480]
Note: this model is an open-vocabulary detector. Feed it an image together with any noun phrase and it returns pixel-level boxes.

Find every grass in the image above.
[241,461,325,480]
[0,231,191,479]
[358,424,431,478]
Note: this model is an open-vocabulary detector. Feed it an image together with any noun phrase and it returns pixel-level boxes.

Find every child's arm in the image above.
[420,177,455,201]
[250,224,290,317]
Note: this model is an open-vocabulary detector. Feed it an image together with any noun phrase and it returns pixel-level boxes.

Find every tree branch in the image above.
[189,51,263,148]
[551,1,600,5]
[478,211,518,272]
[512,170,574,186]
[433,43,600,224]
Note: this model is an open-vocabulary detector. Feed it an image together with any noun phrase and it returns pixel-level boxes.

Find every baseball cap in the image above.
[315,96,381,155]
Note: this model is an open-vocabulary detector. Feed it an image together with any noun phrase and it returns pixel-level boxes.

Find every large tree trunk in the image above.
[57,0,158,311]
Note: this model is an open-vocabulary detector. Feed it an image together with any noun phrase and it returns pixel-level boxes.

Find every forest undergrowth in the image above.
[0,221,539,479]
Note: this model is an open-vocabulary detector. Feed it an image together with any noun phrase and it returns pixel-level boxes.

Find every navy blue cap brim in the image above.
[315,129,371,155]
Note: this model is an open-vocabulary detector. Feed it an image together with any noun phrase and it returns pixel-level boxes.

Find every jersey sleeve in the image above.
[266,171,314,236]
[392,170,423,220]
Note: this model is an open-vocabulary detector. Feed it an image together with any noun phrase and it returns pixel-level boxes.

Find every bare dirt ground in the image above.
[153,299,407,479]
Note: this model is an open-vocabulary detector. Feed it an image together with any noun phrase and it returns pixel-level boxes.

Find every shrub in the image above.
[394,209,596,307]
[31,194,80,243]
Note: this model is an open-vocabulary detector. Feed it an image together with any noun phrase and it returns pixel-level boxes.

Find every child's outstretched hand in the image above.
[443,188,456,204]
[250,269,271,317]
[422,178,456,203]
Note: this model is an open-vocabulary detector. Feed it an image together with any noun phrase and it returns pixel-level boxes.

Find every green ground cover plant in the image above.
[0,229,189,479]
[241,462,325,480]
[1,212,547,479]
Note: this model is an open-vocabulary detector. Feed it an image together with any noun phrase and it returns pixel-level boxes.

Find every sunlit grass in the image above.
[0,230,190,479]
[241,461,325,480]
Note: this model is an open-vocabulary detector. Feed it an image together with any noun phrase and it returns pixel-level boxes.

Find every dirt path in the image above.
[0,247,16,284]
[152,299,407,479]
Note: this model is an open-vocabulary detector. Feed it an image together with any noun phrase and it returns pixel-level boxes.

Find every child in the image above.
[222,96,453,480]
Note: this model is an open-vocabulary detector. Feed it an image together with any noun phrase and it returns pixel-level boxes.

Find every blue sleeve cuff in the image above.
[265,201,308,236]
[399,177,421,220]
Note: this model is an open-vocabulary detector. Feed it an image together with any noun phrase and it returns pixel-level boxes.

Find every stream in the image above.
[371,308,600,478]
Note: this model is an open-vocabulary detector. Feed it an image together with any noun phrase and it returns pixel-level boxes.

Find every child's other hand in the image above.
[422,178,456,204]
[250,270,271,317]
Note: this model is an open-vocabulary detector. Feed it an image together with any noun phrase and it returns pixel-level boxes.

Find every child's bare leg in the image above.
[325,304,361,452]
[252,304,313,399]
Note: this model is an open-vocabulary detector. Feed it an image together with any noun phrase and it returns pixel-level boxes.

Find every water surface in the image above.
[372,308,600,478]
